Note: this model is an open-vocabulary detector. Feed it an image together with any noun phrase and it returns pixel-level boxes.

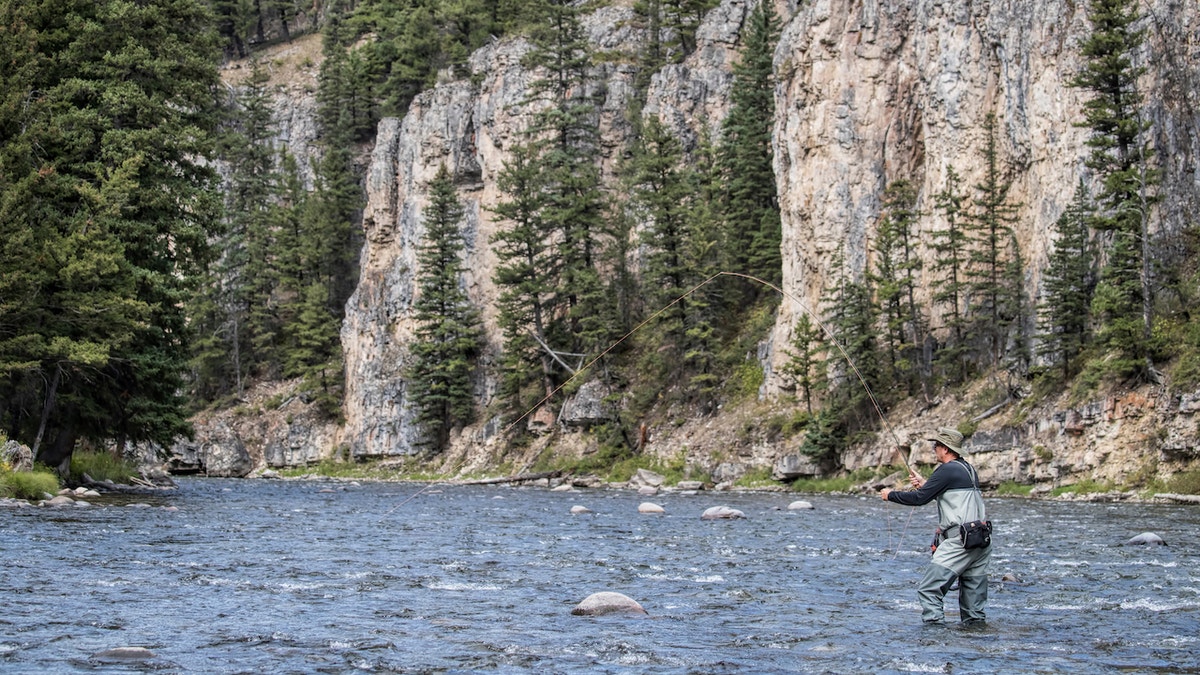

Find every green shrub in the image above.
[1050,478,1113,497]
[1,469,60,500]
[1161,470,1200,495]
[733,467,775,488]
[996,481,1033,496]
[790,475,856,493]
[69,451,138,484]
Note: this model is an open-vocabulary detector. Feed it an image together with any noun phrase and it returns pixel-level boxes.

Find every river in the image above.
[2,477,1198,673]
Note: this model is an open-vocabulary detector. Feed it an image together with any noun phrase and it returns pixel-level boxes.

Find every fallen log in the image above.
[456,470,562,486]
[1152,493,1200,504]
[82,473,175,494]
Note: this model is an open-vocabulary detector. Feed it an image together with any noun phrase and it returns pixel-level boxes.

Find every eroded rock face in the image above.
[185,0,1200,482]
[340,2,747,460]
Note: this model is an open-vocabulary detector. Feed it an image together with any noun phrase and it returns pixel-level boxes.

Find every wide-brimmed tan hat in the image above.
[927,427,964,454]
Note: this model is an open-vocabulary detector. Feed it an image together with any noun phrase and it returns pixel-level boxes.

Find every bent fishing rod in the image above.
[381,269,920,518]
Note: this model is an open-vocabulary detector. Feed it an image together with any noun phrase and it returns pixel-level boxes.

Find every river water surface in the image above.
[2,477,1199,673]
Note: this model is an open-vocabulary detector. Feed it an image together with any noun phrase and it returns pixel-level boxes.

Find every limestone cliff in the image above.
[191,0,1200,489]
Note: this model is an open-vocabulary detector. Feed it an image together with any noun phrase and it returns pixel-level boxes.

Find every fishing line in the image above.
[714,272,920,557]
[381,269,918,550]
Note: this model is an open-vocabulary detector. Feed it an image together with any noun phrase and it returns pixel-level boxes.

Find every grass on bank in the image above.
[0,468,60,500]
[276,457,452,481]
[1147,469,1200,496]
[789,466,899,493]
[69,450,139,484]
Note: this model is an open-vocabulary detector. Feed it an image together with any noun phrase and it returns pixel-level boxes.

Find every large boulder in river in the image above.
[1123,532,1167,546]
[701,505,745,520]
[570,592,648,616]
[92,647,155,662]
[638,502,665,514]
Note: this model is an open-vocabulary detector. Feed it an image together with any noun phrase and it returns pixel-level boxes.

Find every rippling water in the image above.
[2,478,1199,673]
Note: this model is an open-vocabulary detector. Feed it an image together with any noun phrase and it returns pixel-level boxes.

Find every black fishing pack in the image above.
[960,519,993,549]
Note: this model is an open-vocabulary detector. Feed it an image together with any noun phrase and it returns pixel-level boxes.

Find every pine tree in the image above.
[0,0,223,467]
[821,249,881,433]
[680,129,726,408]
[1091,229,1145,376]
[406,165,484,451]
[221,59,282,392]
[630,118,696,375]
[523,0,612,359]
[870,180,926,396]
[1037,185,1096,381]
[662,0,719,59]
[966,113,1021,367]
[490,0,613,417]
[931,165,972,384]
[491,144,555,414]
[286,282,344,416]
[1071,0,1158,377]
[718,0,782,289]
[782,314,826,415]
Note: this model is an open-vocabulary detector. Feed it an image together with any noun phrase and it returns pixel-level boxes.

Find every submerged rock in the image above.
[1123,532,1167,546]
[92,647,155,662]
[701,506,745,520]
[787,500,815,510]
[570,591,648,616]
[570,505,592,514]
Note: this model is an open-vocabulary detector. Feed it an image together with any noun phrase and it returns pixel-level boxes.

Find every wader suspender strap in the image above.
[938,461,983,545]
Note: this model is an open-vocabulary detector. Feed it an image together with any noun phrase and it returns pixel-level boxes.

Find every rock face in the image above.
[336,0,1200,471]
[180,0,1200,486]
[1,440,32,472]
[340,3,747,461]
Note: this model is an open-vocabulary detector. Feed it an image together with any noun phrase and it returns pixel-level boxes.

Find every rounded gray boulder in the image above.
[1123,532,1167,546]
[701,505,745,520]
[570,591,648,616]
[92,647,155,662]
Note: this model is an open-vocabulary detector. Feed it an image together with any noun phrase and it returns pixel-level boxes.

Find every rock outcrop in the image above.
[177,0,1200,489]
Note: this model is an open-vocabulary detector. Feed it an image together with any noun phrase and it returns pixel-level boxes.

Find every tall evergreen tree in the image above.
[718,0,781,289]
[820,249,881,434]
[0,0,223,468]
[407,165,484,451]
[491,145,555,414]
[679,129,726,408]
[630,118,697,377]
[931,165,973,384]
[966,113,1021,367]
[490,0,613,419]
[782,314,826,415]
[1037,185,1097,381]
[522,0,613,359]
[1071,0,1158,377]
[870,180,926,396]
[222,59,281,392]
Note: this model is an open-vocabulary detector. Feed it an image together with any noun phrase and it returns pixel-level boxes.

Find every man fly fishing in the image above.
[881,427,992,625]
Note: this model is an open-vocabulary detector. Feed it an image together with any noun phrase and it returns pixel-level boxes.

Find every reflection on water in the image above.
[2,478,1198,673]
